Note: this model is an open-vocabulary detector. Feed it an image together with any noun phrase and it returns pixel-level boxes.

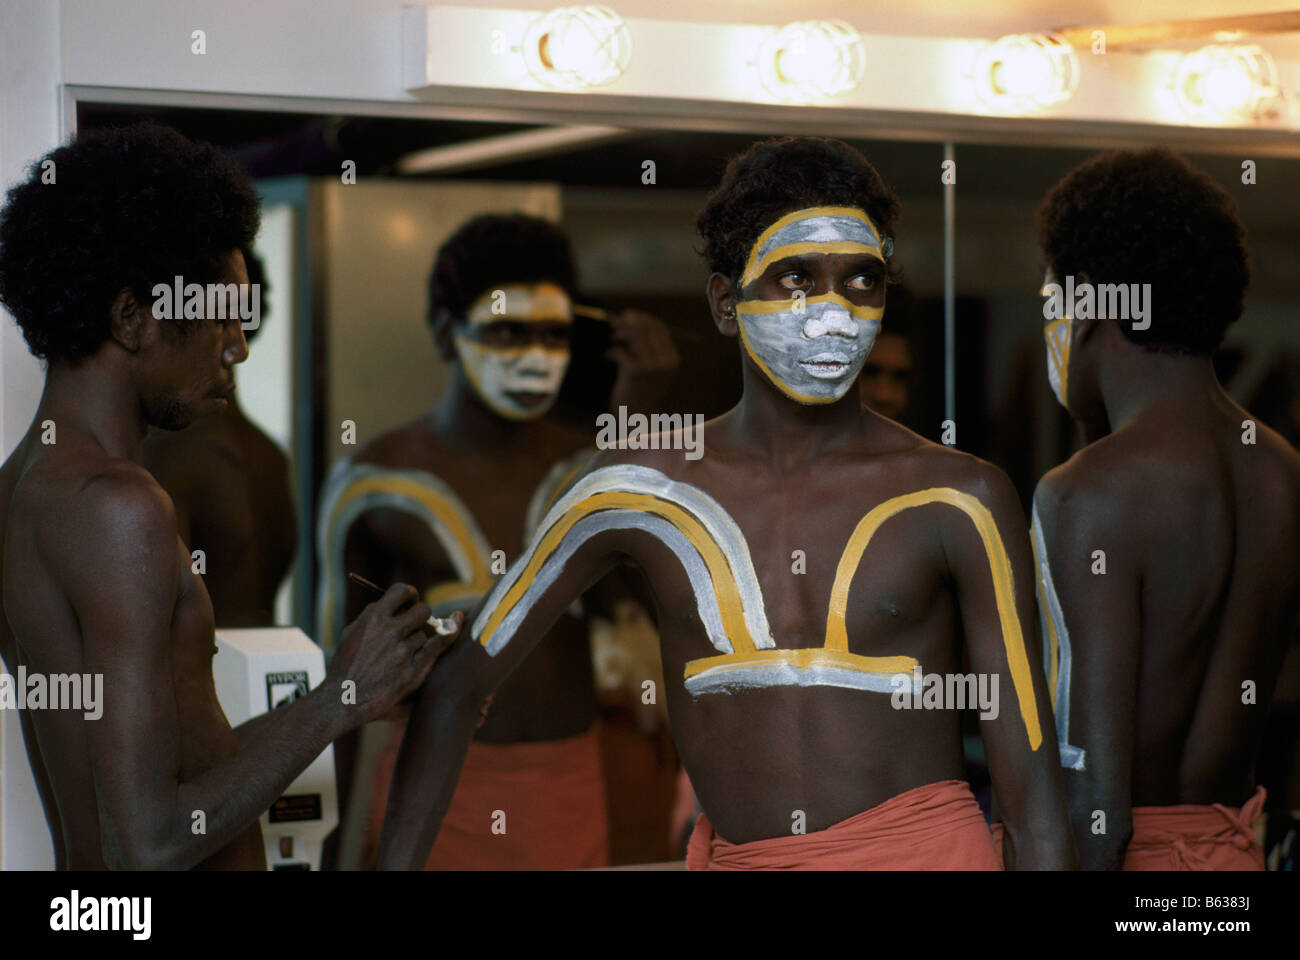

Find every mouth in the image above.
[506,390,552,408]
[799,352,856,379]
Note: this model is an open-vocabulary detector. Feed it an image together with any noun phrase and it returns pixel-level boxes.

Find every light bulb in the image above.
[758,20,865,103]
[523,6,631,90]
[1173,45,1278,122]
[973,33,1077,113]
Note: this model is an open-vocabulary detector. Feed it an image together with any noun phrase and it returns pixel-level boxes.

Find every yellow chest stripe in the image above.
[827,487,1042,750]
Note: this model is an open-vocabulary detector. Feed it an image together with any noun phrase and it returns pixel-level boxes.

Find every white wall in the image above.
[0,0,62,873]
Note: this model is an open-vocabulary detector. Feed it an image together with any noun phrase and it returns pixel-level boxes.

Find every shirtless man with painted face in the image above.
[380,137,1074,870]
[320,213,678,868]
[1032,147,1300,870]
[0,124,448,870]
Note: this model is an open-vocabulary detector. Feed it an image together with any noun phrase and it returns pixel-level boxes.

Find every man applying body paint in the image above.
[319,213,677,869]
[1033,147,1300,869]
[379,138,1073,870]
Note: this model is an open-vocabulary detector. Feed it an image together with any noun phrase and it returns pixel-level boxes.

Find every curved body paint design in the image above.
[1030,503,1086,769]
[473,468,1030,721]
[315,460,494,654]
[473,465,774,657]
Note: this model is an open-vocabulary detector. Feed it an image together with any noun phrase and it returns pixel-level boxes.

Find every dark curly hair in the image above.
[428,213,576,360]
[696,137,901,287]
[0,122,260,365]
[1037,147,1249,355]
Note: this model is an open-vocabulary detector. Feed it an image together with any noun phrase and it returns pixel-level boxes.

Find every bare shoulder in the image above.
[65,460,179,558]
[353,416,444,470]
[896,437,1024,520]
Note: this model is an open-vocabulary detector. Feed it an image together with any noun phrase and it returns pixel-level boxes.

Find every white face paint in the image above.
[737,294,881,404]
[455,338,570,420]
[1041,277,1072,410]
[735,207,887,405]
[455,282,572,421]
[1044,317,1071,409]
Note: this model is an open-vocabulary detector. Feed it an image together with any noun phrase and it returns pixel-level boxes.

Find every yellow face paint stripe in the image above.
[740,205,882,285]
[477,490,760,654]
[735,291,884,322]
[826,487,1043,750]
[466,282,572,327]
[743,240,883,286]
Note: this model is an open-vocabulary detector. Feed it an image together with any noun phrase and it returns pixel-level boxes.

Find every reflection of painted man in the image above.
[318,213,677,869]
[144,247,296,628]
[1033,147,1300,869]
[858,307,915,422]
[381,138,1073,870]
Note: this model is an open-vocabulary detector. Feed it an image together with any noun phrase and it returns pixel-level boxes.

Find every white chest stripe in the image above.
[472,464,774,655]
[1031,504,1087,771]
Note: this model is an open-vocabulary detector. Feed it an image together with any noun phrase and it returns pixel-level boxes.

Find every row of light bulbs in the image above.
[520,5,1283,123]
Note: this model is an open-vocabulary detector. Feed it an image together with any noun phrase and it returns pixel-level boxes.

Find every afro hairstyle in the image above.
[1036,147,1249,355]
[0,121,261,365]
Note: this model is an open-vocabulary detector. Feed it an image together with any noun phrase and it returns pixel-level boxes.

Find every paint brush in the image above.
[347,572,461,636]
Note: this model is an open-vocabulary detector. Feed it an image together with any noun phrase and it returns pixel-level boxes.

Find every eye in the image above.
[541,326,571,348]
[777,271,809,291]
[846,273,878,292]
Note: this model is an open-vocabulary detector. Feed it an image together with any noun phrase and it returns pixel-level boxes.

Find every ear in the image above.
[706,273,738,337]
[432,307,459,361]
[1069,270,1101,346]
[108,287,148,353]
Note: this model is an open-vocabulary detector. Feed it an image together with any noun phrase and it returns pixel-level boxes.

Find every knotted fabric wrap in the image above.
[365,723,609,869]
[686,778,1001,870]
[1123,786,1266,871]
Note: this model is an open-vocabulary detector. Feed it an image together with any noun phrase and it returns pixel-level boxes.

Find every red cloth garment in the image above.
[364,723,609,870]
[686,778,1001,870]
[1122,786,1266,871]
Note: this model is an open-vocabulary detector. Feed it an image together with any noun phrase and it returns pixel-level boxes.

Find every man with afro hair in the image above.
[1032,147,1300,869]
[318,212,678,868]
[379,138,1074,870]
[0,123,444,869]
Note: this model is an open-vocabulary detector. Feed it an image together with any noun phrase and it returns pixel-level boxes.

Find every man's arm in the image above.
[1033,476,1142,870]
[945,462,1076,869]
[376,495,623,869]
[68,471,445,869]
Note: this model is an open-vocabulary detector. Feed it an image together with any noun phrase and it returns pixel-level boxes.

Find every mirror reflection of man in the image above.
[0,123,445,869]
[858,294,916,422]
[143,247,296,628]
[318,213,677,869]
[380,138,1074,870]
[1032,147,1300,870]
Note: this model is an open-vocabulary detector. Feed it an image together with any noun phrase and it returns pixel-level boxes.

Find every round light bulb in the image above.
[973,33,1077,113]
[759,20,865,103]
[523,5,631,90]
